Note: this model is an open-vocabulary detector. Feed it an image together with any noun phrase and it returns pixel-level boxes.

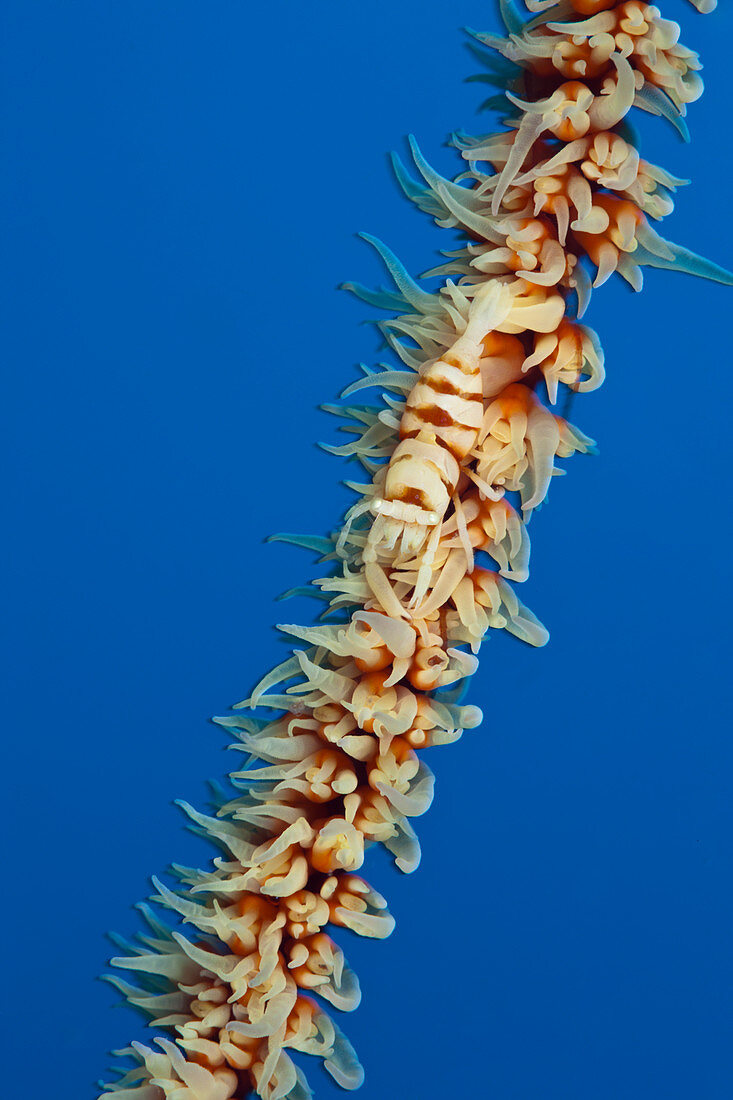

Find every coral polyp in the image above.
[99,3,730,1098]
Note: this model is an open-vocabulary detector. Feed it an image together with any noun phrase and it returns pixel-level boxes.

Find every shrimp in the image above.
[364,280,514,614]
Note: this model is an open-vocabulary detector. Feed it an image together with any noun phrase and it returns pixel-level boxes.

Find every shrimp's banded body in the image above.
[99,3,730,1100]
[365,282,515,613]
[397,285,513,464]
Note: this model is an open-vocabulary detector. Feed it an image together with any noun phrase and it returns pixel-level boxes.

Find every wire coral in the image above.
[99,2,730,1098]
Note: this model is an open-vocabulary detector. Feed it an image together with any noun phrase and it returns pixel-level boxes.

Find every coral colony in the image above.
[100,2,729,1098]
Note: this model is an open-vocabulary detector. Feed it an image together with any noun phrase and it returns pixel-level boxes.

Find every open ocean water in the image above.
[3,2,733,1097]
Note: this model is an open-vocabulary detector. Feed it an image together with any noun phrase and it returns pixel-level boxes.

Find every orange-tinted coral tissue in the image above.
[100,3,730,1098]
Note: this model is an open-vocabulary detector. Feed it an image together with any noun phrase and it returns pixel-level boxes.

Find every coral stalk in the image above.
[99,2,730,1098]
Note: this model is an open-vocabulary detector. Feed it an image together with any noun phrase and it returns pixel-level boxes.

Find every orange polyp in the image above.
[554,117,586,143]
[185,1043,227,1070]
[283,889,331,939]
[324,875,369,925]
[302,748,357,802]
[407,643,451,692]
[351,788,396,844]
[348,669,396,734]
[281,997,318,1049]
[595,193,643,227]
[309,813,366,873]
[547,83,593,142]
[287,931,335,990]
[456,493,499,550]
[617,1,653,32]
[506,223,553,272]
[546,320,583,367]
[491,381,535,421]
[219,1027,259,1073]
[228,895,278,954]
[314,702,355,743]
[368,739,419,798]
[378,736,414,768]
[557,39,608,81]
[569,0,617,12]
[481,330,524,361]
[351,618,392,673]
[470,567,502,606]
[551,81,588,103]
[573,230,618,270]
[402,695,439,748]
[574,196,643,274]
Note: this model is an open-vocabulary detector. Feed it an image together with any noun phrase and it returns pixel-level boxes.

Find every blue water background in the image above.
[3,2,733,1097]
